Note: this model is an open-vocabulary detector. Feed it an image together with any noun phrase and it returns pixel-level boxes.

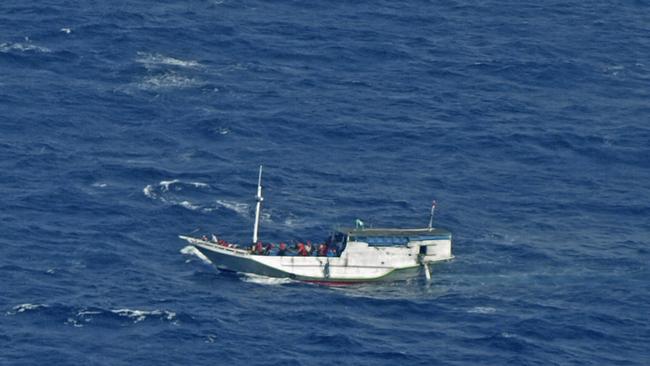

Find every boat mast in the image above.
[252,165,264,244]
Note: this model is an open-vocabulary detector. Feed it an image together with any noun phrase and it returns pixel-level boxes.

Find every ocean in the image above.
[1,1,649,365]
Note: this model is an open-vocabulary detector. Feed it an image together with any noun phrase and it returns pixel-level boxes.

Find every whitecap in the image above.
[241,273,294,285]
[216,199,249,217]
[9,303,48,314]
[468,306,497,314]
[92,182,107,188]
[144,180,211,211]
[0,42,51,53]
[60,28,72,34]
[143,184,156,198]
[135,52,200,68]
[65,317,83,327]
[180,245,212,264]
[77,309,102,317]
[159,179,180,191]
[111,308,176,323]
[138,72,200,91]
[215,127,230,135]
[178,200,199,210]
[261,212,272,223]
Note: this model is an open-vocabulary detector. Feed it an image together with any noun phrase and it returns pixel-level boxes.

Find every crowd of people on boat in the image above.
[200,235,339,257]
[251,240,338,257]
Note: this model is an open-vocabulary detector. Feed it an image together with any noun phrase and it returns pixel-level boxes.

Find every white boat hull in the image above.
[181,234,453,284]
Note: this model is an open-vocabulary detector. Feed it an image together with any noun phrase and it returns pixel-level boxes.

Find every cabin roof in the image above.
[339,227,451,237]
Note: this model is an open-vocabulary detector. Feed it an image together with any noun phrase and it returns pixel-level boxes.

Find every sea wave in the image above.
[180,245,212,264]
[0,42,51,54]
[7,303,181,326]
[241,273,294,285]
[8,303,49,314]
[135,52,201,68]
[111,308,177,323]
[137,72,201,91]
[215,199,249,217]
[143,180,210,211]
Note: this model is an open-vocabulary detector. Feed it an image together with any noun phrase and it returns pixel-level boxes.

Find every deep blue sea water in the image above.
[1,1,649,365]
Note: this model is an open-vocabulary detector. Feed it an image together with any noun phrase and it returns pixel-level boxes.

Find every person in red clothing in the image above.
[296,242,308,256]
[255,241,264,255]
[317,243,328,256]
[278,242,287,256]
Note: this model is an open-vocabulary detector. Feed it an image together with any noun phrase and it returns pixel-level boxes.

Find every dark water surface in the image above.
[1,1,649,365]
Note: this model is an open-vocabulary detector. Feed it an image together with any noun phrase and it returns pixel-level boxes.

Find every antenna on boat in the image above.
[252,165,263,244]
[428,200,437,231]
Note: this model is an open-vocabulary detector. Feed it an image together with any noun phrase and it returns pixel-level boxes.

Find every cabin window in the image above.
[351,236,409,246]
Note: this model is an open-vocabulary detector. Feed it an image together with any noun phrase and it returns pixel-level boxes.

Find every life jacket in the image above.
[297,243,308,256]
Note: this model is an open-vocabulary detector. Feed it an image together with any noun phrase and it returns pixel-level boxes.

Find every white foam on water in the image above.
[215,127,230,135]
[216,199,249,217]
[178,200,199,210]
[0,42,51,53]
[468,306,497,314]
[159,179,180,191]
[241,273,294,285]
[144,180,210,210]
[180,245,212,264]
[137,72,200,91]
[92,182,107,188]
[261,212,272,222]
[9,303,48,314]
[65,317,83,327]
[136,52,200,68]
[111,308,176,323]
[60,28,72,34]
[143,184,156,198]
[77,310,102,317]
